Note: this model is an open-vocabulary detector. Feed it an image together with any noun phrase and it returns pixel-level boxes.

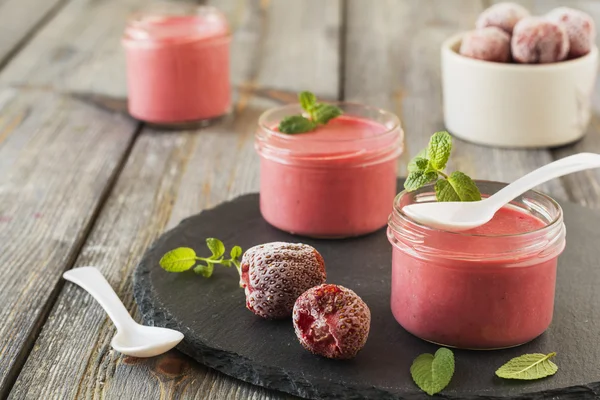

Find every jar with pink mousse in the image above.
[387,181,566,349]
[122,3,231,126]
[256,103,404,238]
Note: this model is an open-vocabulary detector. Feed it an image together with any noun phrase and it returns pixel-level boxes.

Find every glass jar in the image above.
[122,3,231,126]
[256,103,404,238]
[387,181,566,349]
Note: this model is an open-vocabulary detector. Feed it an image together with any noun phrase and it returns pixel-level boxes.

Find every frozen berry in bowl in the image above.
[547,7,596,58]
[476,2,530,34]
[293,284,371,360]
[240,242,327,319]
[459,27,511,62]
[511,17,569,63]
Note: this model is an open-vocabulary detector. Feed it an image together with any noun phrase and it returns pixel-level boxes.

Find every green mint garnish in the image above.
[278,91,343,134]
[404,131,481,202]
[495,352,558,380]
[159,238,242,278]
[410,347,455,396]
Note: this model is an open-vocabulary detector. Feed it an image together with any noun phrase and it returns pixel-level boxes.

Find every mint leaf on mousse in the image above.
[159,238,243,278]
[496,352,558,380]
[404,131,481,202]
[410,347,455,396]
[278,91,343,134]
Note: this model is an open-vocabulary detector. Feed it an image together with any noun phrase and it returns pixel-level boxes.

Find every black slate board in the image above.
[133,179,600,400]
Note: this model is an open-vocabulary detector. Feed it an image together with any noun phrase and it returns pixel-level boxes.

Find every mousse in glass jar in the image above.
[122,3,231,126]
[256,103,404,238]
[387,181,566,349]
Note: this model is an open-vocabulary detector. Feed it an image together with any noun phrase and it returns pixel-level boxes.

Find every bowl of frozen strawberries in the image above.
[442,2,598,148]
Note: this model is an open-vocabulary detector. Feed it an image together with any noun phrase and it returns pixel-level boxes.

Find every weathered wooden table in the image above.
[1,0,600,399]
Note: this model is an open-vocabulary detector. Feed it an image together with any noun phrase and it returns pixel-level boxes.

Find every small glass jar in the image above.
[387,181,566,349]
[256,103,404,238]
[122,3,231,126]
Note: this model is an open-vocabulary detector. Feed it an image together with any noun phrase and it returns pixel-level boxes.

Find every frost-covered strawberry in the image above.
[547,7,596,58]
[512,17,569,63]
[240,242,326,319]
[293,284,371,359]
[476,2,530,34]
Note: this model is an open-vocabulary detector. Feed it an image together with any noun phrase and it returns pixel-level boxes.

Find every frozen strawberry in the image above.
[459,27,511,62]
[547,7,596,58]
[476,2,530,34]
[512,17,569,63]
[293,284,371,360]
[240,242,326,319]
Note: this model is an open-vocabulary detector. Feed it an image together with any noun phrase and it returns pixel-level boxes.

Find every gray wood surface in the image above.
[1,0,600,399]
[0,0,67,69]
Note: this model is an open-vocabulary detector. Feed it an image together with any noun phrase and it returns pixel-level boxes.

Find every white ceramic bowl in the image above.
[442,33,599,148]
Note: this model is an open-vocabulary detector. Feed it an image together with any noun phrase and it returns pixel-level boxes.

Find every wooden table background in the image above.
[1,0,599,399]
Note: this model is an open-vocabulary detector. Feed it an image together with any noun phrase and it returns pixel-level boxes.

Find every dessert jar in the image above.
[442,33,598,148]
[122,3,231,126]
[256,103,404,238]
[387,181,566,349]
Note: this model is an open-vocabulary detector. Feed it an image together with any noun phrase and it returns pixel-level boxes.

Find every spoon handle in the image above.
[489,152,600,211]
[63,267,136,331]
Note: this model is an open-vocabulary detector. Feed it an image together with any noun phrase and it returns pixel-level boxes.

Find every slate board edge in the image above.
[132,189,600,400]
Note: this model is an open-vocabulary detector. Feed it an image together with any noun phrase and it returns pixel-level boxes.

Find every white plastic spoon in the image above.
[63,267,183,357]
[402,152,600,231]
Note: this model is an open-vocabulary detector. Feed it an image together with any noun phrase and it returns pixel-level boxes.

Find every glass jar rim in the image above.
[390,180,564,238]
[123,4,230,46]
[257,102,401,144]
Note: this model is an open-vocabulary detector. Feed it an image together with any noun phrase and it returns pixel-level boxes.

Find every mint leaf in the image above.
[404,170,438,192]
[230,245,242,259]
[410,348,455,396]
[408,157,429,173]
[496,353,558,380]
[278,115,316,134]
[159,247,197,272]
[193,263,214,278]
[428,131,452,170]
[299,91,317,111]
[206,238,225,259]
[435,171,481,202]
[312,103,343,125]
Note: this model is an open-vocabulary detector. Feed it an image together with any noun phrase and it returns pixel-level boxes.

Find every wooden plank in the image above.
[8,0,339,399]
[344,0,567,199]
[0,0,68,69]
[0,87,137,397]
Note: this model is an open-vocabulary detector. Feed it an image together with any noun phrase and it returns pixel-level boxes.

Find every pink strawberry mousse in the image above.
[123,6,230,125]
[256,105,403,238]
[388,186,566,349]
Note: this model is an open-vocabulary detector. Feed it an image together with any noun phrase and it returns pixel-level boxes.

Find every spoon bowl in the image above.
[63,267,184,358]
[112,324,184,358]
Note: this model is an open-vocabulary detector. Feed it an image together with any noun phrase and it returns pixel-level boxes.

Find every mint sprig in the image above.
[404,131,481,202]
[410,347,455,396]
[278,91,343,134]
[159,238,242,278]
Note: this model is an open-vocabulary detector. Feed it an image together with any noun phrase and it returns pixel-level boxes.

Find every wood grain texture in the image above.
[0,86,137,397]
[8,0,339,399]
[344,0,567,199]
[0,0,68,69]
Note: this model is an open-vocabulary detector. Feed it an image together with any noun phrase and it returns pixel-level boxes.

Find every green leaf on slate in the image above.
[312,103,343,125]
[278,115,317,134]
[404,170,438,192]
[206,238,225,259]
[299,91,317,111]
[230,245,243,259]
[159,247,197,272]
[427,131,452,171]
[435,171,482,202]
[496,352,558,380]
[410,347,455,396]
[193,263,214,278]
